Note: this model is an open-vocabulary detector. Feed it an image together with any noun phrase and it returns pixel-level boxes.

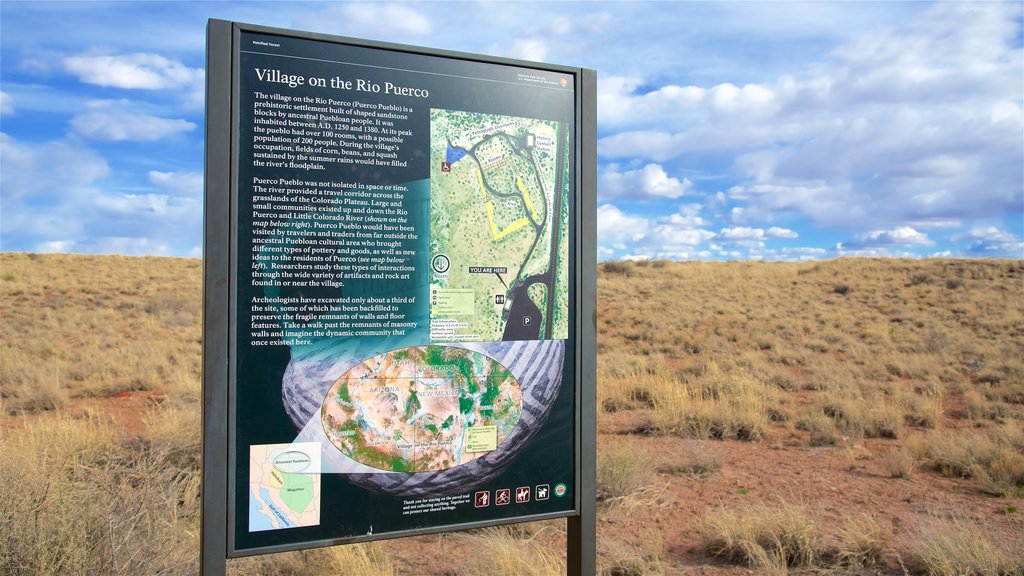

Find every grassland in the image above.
[1,253,1022,575]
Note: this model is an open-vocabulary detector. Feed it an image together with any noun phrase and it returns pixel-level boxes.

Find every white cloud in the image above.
[149,170,202,197]
[596,203,649,246]
[298,3,432,37]
[490,10,611,63]
[39,237,181,257]
[70,100,195,141]
[508,38,549,62]
[767,227,799,239]
[63,52,202,90]
[0,133,109,210]
[0,91,12,115]
[37,240,75,253]
[599,163,692,199]
[953,227,1024,258]
[597,2,1023,230]
[0,133,201,255]
[597,203,717,259]
[719,226,799,242]
[649,225,716,247]
[719,227,764,241]
[658,204,708,228]
[840,226,933,250]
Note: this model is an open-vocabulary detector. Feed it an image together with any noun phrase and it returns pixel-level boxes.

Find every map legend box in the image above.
[429,288,475,317]
[464,425,498,452]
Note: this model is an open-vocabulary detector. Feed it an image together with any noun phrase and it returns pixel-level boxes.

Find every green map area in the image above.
[428,109,570,343]
[321,346,522,472]
[249,443,321,532]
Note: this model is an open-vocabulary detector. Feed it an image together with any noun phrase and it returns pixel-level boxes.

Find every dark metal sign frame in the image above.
[203,18,595,574]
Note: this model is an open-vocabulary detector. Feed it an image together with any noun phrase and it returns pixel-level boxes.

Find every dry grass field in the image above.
[1,252,1022,575]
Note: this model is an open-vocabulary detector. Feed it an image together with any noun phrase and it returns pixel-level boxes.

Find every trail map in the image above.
[428,110,570,343]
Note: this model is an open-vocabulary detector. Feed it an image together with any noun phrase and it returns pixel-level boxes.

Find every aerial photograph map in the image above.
[321,345,523,472]
[428,109,571,343]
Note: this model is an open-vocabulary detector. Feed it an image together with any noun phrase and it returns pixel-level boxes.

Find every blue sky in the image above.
[1,1,1021,260]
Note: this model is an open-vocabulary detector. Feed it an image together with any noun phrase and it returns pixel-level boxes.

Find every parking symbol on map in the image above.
[474,491,490,508]
[495,489,511,506]
[515,486,530,503]
[535,484,550,501]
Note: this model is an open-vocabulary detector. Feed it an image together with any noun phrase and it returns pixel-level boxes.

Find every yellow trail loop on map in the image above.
[479,166,531,241]
[486,203,530,241]
[476,167,487,199]
[517,177,541,222]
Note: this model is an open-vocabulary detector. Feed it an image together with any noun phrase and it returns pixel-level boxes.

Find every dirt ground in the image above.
[383,420,1022,575]
[5,389,1018,575]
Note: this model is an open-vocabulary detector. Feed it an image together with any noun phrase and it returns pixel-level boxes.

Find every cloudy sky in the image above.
[2,1,1021,260]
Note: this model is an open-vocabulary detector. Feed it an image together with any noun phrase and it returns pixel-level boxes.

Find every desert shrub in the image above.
[909,273,934,286]
[599,528,666,576]
[796,412,837,446]
[929,432,999,478]
[961,389,1010,421]
[906,519,1023,576]
[900,387,944,429]
[597,444,657,504]
[657,441,722,477]
[974,448,1024,498]
[454,525,564,576]
[651,362,777,441]
[882,447,918,479]
[696,501,820,570]
[602,260,633,277]
[227,544,394,576]
[833,513,889,568]
[0,417,200,576]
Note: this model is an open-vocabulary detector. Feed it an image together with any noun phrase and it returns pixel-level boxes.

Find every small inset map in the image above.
[429,109,570,342]
[321,345,522,472]
[249,442,321,532]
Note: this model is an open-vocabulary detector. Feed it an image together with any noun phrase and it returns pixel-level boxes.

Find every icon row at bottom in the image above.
[474,483,567,508]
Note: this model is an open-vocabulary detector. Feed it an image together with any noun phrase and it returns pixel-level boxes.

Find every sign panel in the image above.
[205,21,593,558]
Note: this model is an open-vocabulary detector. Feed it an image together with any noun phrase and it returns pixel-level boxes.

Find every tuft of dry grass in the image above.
[657,440,723,477]
[0,417,200,575]
[599,527,666,576]
[597,443,659,506]
[454,525,565,576]
[650,361,778,441]
[227,543,394,576]
[882,447,919,479]
[0,253,203,412]
[696,501,820,571]
[832,513,889,568]
[905,519,1024,576]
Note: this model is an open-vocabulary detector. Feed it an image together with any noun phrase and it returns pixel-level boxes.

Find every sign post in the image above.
[203,19,595,573]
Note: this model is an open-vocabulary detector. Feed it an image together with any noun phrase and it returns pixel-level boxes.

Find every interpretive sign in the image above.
[203,19,596,569]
